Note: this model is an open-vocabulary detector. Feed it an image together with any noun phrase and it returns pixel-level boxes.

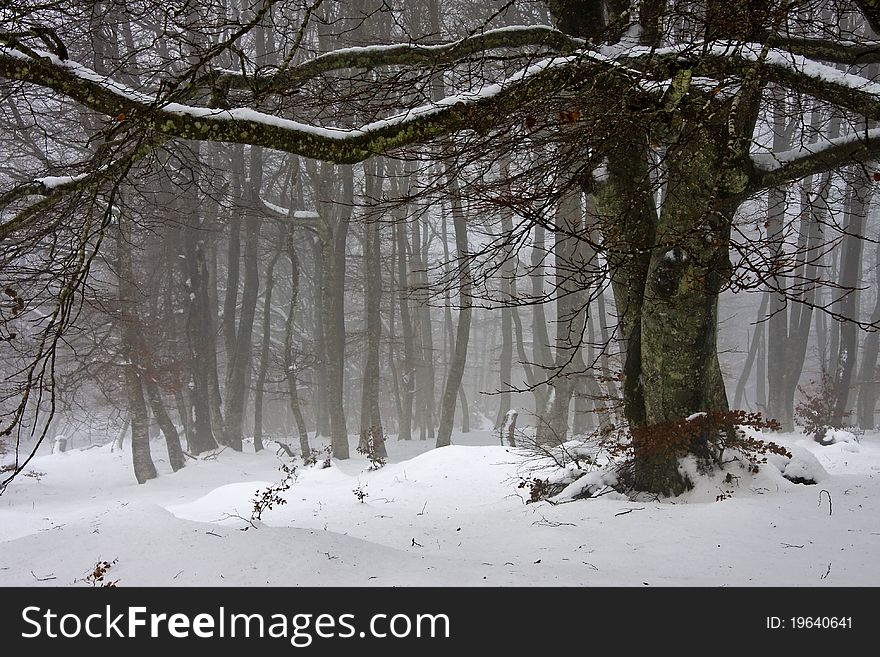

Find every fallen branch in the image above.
[818,489,833,515]
[31,570,56,581]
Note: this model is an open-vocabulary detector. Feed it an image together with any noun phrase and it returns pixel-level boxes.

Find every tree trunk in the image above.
[436,169,472,448]
[223,146,264,451]
[142,372,186,472]
[359,159,387,459]
[254,250,281,452]
[856,244,880,428]
[638,122,737,495]
[319,163,352,459]
[832,172,872,426]
[178,158,218,454]
[733,291,770,411]
[283,230,312,459]
[311,235,330,437]
[117,222,158,484]
[536,162,590,446]
[530,224,553,416]
[494,208,515,429]
[395,219,416,440]
[596,144,656,431]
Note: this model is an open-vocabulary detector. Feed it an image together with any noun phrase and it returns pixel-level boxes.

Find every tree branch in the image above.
[750,128,880,190]
[212,25,584,94]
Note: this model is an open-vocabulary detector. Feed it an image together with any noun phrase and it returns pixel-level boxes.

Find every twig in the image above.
[781,542,805,548]
[614,507,645,517]
[417,501,427,516]
[411,538,423,548]
[532,514,576,527]
[821,562,831,580]
[201,447,228,461]
[31,570,56,581]
[205,530,224,538]
[818,489,833,515]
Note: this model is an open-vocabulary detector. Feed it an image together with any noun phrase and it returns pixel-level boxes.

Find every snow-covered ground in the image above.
[1,428,879,586]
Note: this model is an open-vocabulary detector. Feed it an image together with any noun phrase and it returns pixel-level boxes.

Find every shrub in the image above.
[84,559,118,587]
[795,374,848,443]
[250,461,297,523]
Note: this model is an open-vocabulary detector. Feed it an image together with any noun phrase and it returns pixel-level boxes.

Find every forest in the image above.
[1,0,880,588]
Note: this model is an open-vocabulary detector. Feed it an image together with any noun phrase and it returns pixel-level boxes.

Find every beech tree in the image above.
[3,0,880,494]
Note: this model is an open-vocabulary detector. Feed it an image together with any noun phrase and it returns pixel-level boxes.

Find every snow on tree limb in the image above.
[751,128,880,189]
[3,36,880,183]
[212,25,584,93]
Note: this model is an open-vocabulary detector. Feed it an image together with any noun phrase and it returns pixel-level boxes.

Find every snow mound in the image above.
[165,481,276,526]
[822,429,858,446]
[782,446,828,484]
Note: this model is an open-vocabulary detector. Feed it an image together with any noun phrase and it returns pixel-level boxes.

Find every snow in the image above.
[1,45,580,143]
[782,446,828,484]
[34,173,90,189]
[8,37,880,157]
[2,429,880,586]
[752,128,880,172]
[259,198,320,220]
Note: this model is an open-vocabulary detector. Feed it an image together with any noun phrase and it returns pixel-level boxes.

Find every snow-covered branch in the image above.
[213,25,583,93]
[751,128,880,190]
[0,45,592,164]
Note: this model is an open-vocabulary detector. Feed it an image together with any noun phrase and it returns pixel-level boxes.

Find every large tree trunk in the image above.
[638,121,738,495]
[596,144,656,431]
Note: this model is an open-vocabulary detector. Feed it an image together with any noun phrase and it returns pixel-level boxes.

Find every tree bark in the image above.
[856,239,880,428]
[178,156,219,454]
[436,168,472,448]
[254,250,281,452]
[319,163,352,458]
[359,158,387,458]
[832,171,872,426]
[284,229,312,458]
[117,221,158,484]
[733,291,769,411]
[536,171,588,446]
[494,207,515,429]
